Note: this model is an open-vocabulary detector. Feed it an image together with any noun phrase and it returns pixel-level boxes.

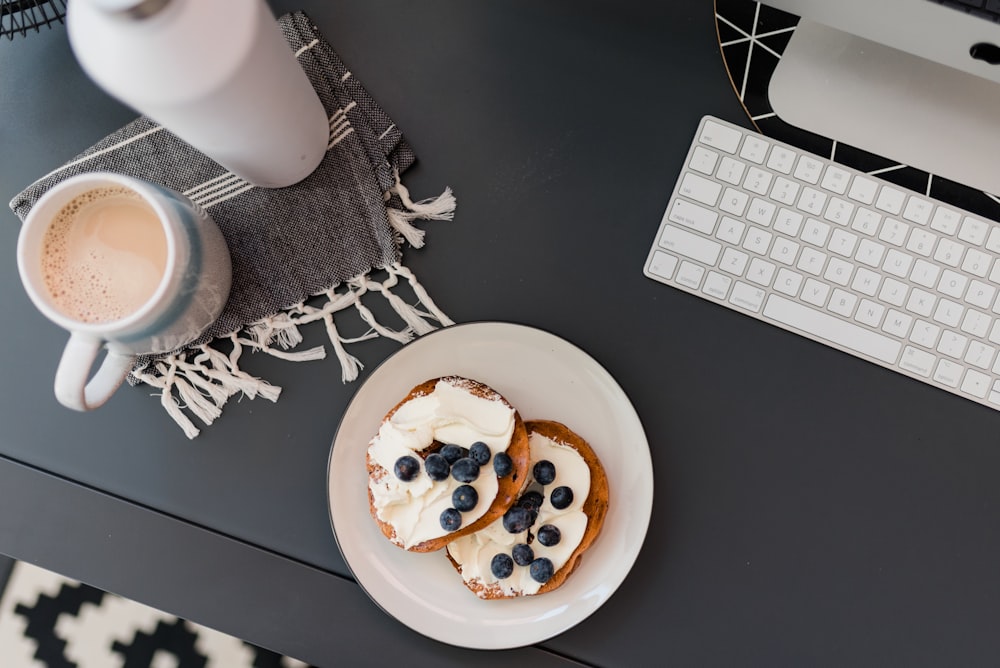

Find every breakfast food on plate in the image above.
[366,376,531,552]
[445,419,609,598]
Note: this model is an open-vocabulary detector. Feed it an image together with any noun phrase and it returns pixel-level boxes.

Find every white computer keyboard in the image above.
[644,115,1000,411]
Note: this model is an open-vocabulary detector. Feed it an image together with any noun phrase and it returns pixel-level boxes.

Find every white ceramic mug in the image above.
[17,172,232,411]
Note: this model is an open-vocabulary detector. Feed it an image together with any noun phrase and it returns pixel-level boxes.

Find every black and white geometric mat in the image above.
[0,560,314,667]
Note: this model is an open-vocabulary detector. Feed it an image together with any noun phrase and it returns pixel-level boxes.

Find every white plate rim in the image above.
[327,321,653,649]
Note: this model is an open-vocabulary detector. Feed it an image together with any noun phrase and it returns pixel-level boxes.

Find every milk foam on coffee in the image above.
[41,186,167,323]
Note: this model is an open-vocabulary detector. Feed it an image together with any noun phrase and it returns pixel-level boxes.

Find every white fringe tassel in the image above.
[134,174,455,439]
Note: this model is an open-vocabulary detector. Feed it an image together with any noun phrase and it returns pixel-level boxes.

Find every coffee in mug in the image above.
[17,173,232,412]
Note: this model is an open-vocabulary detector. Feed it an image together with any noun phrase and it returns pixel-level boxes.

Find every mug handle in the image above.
[54,333,137,411]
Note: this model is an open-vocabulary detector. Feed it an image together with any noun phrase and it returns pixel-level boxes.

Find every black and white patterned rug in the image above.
[0,560,314,667]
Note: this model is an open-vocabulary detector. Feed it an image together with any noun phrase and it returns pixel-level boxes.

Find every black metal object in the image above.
[1,0,66,39]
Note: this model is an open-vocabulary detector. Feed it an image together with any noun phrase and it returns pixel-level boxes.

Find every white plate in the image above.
[327,322,653,649]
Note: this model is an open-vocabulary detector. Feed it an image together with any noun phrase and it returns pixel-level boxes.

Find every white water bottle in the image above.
[67,0,330,188]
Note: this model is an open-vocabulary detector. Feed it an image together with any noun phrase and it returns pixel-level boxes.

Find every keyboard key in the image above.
[938,331,968,359]
[829,229,859,257]
[744,167,772,196]
[703,271,732,300]
[679,172,722,207]
[720,247,749,276]
[824,198,854,226]
[717,156,746,185]
[647,250,678,280]
[676,260,705,290]
[774,268,803,297]
[743,227,773,256]
[962,248,991,278]
[689,146,719,175]
[878,218,909,246]
[766,146,796,174]
[716,216,746,245]
[965,280,995,310]
[851,208,881,236]
[930,207,962,235]
[658,225,722,266]
[820,165,850,194]
[933,299,964,328]
[852,267,882,297]
[883,310,914,338]
[793,155,823,184]
[801,278,831,307]
[909,320,941,349]
[883,249,913,278]
[905,228,937,257]
[966,341,996,369]
[875,186,906,215]
[910,259,940,288]
[668,199,719,235]
[719,188,749,217]
[699,120,742,154]
[880,278,909,308]
[730,281,766,312]
[797,247,827,276]
[933,359,962,387]
[770,237,800,266]
[847,176,878,205]
[774,208,804,236]
[934,238,964,268]
[764,295,901,364]
[824,257,854,286]
[828,289,858,317]
[900,346,935,377]
[747,258,777,287]
[769,176,800,206]
[902,197,932,225]
[855,299,885,328]
[959,216,989,246]
[739,136,769,164]
[938,270,968,299]
[855,239,885,268]
[961,310,992,338]
[961,369,991,399]
[802,218,831,247]
[797,187,827,216]
[906,289,936,318]
[746,198,776,227]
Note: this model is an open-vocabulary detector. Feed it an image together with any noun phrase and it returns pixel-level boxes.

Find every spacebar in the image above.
[762,295,902,364]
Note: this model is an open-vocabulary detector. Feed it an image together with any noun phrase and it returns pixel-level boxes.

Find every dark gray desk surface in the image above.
[3,1,1000,665]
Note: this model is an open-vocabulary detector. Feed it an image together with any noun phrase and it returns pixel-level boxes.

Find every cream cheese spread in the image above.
[368,378,516,549]
[447,429,591,596]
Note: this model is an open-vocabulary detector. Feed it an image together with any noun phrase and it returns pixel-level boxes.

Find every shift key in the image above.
[658,225,722,266]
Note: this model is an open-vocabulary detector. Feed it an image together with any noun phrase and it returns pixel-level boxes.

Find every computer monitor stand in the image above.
[768,19,1000,196]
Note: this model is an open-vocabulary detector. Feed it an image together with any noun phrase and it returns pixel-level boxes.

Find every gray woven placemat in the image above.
[10,11,455,437]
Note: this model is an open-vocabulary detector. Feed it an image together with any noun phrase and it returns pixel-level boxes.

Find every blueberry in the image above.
[490,553,514,579]
[529,557,555,584]
[511,543,534,567]
[440,444,468,464]
[517,491,544,513]
[439,507,462,532]
[533,460,556,485]
[393,455,420,481]
[452,484,478,512]
[502,506,534,534]
[550,486,574,510]
[469,441,491,465]
[537,524,561,547]
[424,453,450,481]
[492,452,513,477]
[451,457,480,483]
